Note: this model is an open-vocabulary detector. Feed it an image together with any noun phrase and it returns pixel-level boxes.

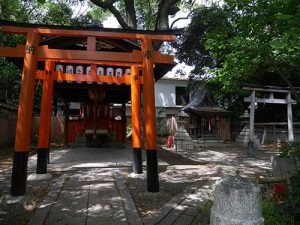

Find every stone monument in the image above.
[210,173,264,225]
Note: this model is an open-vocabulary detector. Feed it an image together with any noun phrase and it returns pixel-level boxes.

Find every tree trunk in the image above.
[125,0,137,29]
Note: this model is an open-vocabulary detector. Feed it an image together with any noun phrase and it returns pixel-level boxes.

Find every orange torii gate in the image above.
[0,20,175,196]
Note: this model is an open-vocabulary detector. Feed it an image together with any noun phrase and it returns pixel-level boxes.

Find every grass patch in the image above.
[262,199,295,225]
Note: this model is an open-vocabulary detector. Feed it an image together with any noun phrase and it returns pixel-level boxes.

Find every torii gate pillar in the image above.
[37,60,55,174]
[142,39,159,192]
[130,66,143,174]
[11,31,39,196]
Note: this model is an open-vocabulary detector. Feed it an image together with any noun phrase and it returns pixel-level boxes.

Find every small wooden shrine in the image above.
[183,86,231,140]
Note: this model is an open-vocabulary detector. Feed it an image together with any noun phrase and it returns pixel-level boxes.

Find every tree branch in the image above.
[170,0,196,28]
[90,0,129,28]
[156,0,180,30]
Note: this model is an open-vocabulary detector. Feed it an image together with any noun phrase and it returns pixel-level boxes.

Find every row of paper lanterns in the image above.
[55,65,131,76]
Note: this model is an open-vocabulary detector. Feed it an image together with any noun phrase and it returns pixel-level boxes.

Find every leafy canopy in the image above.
[175,0,300,93]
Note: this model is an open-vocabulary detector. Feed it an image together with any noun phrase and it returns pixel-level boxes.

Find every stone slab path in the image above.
[29,169,142,225]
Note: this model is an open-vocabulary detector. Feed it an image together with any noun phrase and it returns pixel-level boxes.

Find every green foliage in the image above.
[279,143,300,205]
[280,142,300,159]
[289,170,300,205]
[175,0,300,111]
[262,199,295,225]
[156,108,169,137]
[0,58,21,104]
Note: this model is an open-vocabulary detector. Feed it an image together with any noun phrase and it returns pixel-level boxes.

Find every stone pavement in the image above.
[27,147,145,225]
[29,168,142,225]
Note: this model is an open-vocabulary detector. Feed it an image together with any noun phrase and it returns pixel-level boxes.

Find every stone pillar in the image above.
[287,92,294,143]
[210,174,264,225]
[248,90,256,157]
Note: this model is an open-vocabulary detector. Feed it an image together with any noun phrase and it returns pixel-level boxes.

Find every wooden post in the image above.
[130,66,142,174]
[141,38,159,192]
[37,60,54,173]
[122,102,126,144]
[248,90,255,157]
[64,101,70,147]
[287,92,294,143]
[11,31,39,196]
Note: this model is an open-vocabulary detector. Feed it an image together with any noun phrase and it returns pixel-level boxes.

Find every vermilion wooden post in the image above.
[64,101,70,147]
[37,60,54,174]
[11,31,39,196]
[121,102,126,144]
[141,38,159,192]
[130,66,142,174]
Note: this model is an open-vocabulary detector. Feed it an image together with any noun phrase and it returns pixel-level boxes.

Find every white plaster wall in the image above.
[155,79,188,107]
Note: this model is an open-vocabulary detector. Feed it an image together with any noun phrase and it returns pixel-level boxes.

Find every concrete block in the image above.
[210,175,264,225]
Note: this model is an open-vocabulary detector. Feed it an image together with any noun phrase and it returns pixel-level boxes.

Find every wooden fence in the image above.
[232,122,300,144]
[0,115,65,148]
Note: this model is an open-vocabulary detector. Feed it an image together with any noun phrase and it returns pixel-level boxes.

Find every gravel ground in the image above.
[123,144,279,220]
[0,169,61,225]
[0,143,279,224]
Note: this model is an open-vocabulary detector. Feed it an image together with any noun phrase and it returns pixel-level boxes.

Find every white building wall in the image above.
[154,79,188,107]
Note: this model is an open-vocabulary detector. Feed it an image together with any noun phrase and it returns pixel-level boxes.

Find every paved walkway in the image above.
[29,168,142,225]
[28,147,144,225]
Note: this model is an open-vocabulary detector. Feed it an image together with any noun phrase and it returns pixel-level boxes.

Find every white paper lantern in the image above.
[66,65,74,74]
[115,68,123,77]
[86,66,92,84]
[106,67,114,76]
[55,65,64,83]
[97,67,104,76]
[76,66,83,75]
[125,68,131,75]
[76,65,83,83]
[86,66,91,75]
[55,64,64,72]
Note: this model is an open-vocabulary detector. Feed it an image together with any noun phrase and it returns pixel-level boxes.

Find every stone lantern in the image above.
[176,110,189,129]
[173,110,193,151]
[235,110,260,149]
[240,110,250,129]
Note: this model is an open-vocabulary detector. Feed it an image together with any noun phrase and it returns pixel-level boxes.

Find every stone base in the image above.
[236,128,260,148]
[175,140,194,151]
[174,128,194,151]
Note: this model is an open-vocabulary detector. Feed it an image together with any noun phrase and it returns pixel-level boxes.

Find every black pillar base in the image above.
[46,148,50,164]
[133,148,143,174]
[10,152,29,196]
[146,150,159,192]
[37,148,48,174]
[247,140,254,158]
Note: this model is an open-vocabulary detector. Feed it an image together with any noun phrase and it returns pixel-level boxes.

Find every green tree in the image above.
[175,0,300,105]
